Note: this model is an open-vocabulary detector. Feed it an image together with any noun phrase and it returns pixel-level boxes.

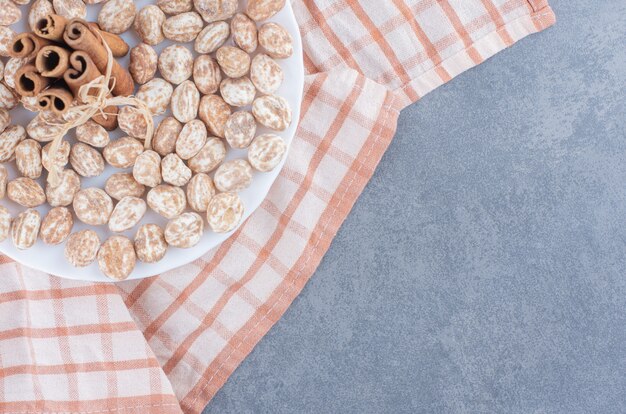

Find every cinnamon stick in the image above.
[35,45,71,78]
[36,95,52,111]
[87,22,129,57]
[34,14,66,42]
[64,51,118,130]
[14,64,51,97]
[63,19,134,97]
[10,32,51,60]
[37,87,74,115]
[36,14,129,57]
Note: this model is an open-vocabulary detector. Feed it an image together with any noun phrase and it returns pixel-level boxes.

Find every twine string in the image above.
[45,33,153,186]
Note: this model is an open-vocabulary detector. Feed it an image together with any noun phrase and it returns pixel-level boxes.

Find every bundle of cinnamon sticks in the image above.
[11,14,134,130]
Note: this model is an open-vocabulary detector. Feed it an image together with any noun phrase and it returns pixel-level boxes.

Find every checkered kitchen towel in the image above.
[0,1,555,413]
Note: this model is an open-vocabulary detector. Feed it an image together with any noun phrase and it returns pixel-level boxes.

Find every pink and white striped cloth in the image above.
[0,1,555,412]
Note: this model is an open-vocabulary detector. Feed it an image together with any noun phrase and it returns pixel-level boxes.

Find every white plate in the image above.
[0,1,304,282]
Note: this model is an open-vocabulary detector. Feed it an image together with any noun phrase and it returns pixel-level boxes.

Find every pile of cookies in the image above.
[0,0,293,280]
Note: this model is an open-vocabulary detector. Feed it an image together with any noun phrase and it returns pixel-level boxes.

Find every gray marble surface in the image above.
[204,1,626,412]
